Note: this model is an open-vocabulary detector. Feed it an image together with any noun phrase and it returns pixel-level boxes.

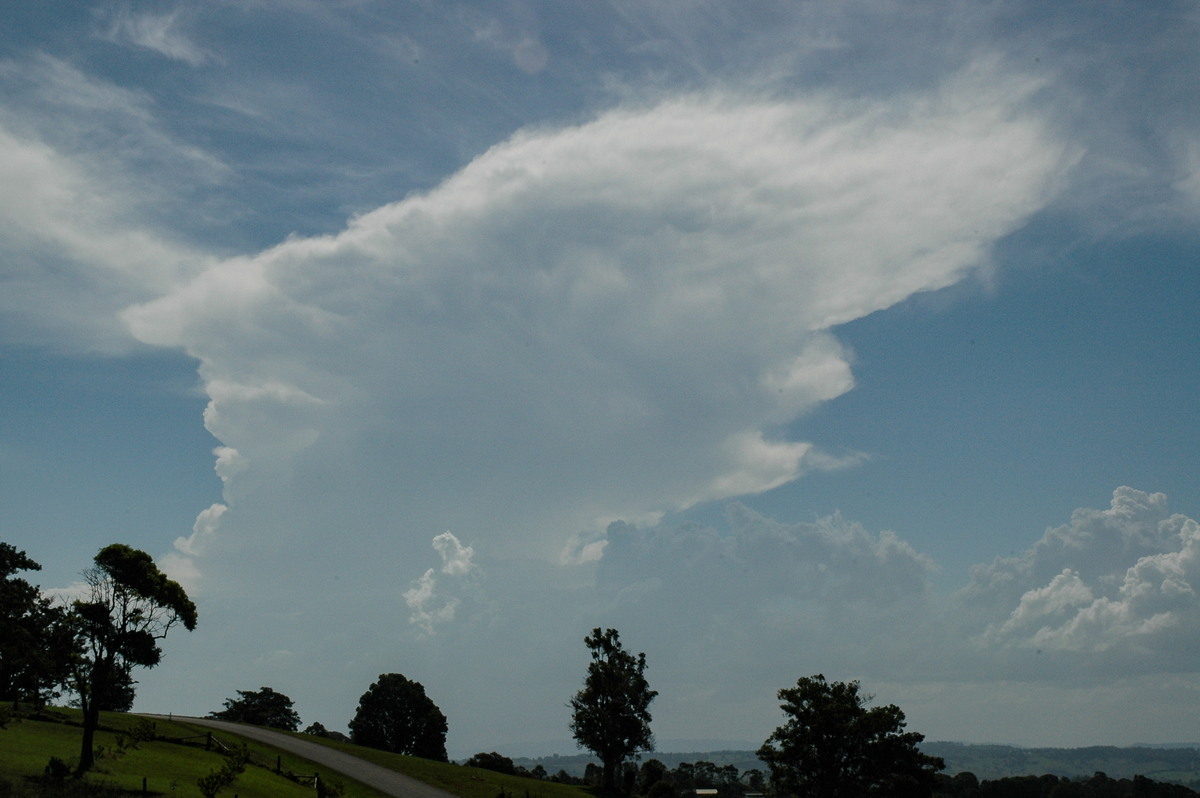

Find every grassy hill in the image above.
[0,707,593,798]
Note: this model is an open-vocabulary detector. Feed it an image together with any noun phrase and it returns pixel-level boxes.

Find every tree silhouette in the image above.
[349,673,448,761]
[69,544,197,775]
[757,674,943,798]
[210,686,302,730]
[569,627,657,794]
[0,543,72,709]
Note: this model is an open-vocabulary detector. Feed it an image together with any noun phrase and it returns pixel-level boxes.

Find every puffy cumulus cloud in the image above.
[124,68,1071,575]
[967,488,1186,605]
[212,446,247,486]
[433,531,476,576]
[403,532,479,634]
[159,503,229,592]
[404,569,459,635]
[969,488,1200,658]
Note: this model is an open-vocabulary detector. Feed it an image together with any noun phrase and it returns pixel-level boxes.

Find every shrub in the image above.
[44,756,71,783]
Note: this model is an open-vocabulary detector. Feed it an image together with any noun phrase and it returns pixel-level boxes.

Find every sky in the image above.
[2,0,1199,758]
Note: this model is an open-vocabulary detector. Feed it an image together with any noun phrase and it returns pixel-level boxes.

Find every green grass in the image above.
[0,707,595,798]
[0,707,386,797]
[281,733,595,798]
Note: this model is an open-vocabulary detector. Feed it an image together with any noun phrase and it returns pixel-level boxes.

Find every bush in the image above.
[466,752,517,775]
[197,742,250,798]
[43,757,71,783]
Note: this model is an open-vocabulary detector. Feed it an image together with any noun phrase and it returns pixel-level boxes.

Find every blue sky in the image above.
[2,1,1199,756]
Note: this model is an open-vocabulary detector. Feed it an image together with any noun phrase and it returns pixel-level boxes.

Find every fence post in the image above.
[205,732,212,751]
[142,776,147,796]
[276,755,282,774]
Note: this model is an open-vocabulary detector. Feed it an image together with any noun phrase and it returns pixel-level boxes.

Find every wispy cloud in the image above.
[98,5,216,66]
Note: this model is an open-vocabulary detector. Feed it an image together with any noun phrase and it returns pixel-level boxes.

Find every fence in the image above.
[149,722,329,796]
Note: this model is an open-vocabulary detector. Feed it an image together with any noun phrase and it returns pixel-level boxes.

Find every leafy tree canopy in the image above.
[210,686,301,731]
[465,751,517,775]
[0,543,72,708]
[569,627,657,794]
[757,674,943,798]
[304,721,350,742]
[69,543,197,774]
[349,672,448,761]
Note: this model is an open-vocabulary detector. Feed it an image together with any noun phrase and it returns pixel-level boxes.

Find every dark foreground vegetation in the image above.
[933,771,1199,797]
[5,539,1199,798]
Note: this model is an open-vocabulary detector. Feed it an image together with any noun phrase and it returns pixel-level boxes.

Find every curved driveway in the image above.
[139,715,458,798]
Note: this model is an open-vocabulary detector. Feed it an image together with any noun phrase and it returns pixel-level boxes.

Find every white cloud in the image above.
[433,532,476,576]
[160,503,229,592]
[404,568,459,635]
[213,446,247,485]
[172,503,228,558]
[0,121,208,351]
[41,580,90,606]
[0,56,218,352]
[982,569,1094,646]
[970,487,1200,657]
[98,6,215,66]
[402,532,479,634]
[124,68,1071,581]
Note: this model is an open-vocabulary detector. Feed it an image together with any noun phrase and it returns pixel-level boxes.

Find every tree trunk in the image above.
[602,755,619,794]
[75,698,99,776]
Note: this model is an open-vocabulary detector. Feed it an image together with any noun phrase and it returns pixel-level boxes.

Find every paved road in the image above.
[139,715,458,798]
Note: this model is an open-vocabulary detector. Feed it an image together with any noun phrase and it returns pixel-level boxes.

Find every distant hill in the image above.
[924,742,1200,785]
[516,743,1200,787]
[512,750,764,779]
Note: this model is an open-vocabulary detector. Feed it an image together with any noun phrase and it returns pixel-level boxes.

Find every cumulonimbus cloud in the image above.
[124,67,1073,576]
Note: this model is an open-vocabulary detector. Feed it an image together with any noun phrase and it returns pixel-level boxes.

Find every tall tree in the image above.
[757,674,943,798]
[0,543,72,709]
[348,673,448,761]
[69,544,197,775]
[569,627,657,794]
[210,686,302,730]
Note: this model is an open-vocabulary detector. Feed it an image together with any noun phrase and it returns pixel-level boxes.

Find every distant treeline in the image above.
[934,771,1198,797]
[513,743,1200,791]
[467,753,764,797]
[511,751,765,779]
